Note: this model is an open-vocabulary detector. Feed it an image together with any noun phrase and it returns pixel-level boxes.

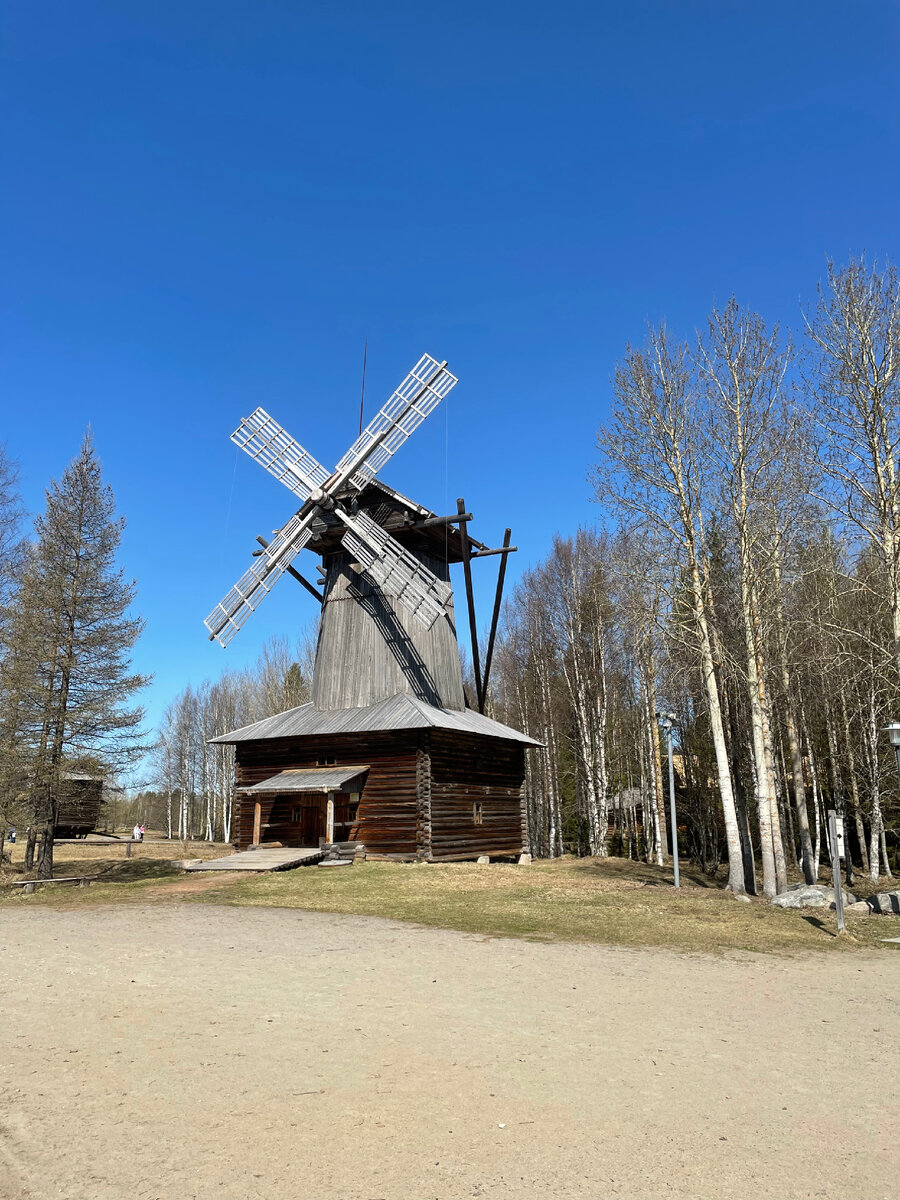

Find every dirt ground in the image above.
[0,906,897,1200]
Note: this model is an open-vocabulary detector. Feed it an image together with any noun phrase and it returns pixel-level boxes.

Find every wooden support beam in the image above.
[471,544,518,559]
[255,536,324,603]
[414,511,472,529]
[479,528,511,713]
[457,497,483,711]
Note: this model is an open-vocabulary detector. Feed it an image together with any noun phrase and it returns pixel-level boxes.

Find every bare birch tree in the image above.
[593,326,749,892]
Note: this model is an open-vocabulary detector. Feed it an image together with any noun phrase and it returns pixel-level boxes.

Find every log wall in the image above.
[54,778,105,837]
[233,728,528,861]
[423,731,526,861]
[234,732,421,858]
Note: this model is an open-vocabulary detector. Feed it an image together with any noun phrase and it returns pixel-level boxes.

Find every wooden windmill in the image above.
[206,354,538,861]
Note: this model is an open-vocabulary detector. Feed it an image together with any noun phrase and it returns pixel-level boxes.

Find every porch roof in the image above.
[235,766,369,795]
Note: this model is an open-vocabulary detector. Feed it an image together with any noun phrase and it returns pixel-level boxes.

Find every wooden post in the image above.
[326,793,335,845]
[457,497,483,710]
[827,809,846,933]
[125,840,132,859]
[252,800,262,846]
[479,528,512,713]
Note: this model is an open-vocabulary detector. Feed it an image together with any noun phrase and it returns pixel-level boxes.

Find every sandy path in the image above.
[0,906,897,1200]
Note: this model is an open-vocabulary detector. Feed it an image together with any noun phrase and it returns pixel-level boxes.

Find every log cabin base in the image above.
[211,695,539,862]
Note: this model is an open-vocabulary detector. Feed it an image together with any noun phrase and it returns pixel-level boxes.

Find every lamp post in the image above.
[883,722,900,785]
[882,723,900,877]
[657,710,680,889]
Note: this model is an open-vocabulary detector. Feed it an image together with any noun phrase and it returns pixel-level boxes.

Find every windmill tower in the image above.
[206,354,538,861]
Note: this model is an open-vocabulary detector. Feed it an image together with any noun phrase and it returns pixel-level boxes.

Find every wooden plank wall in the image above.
[234,728,528,860]
[234,732,421,857]
[311,549,466,712]
[426,731,526,861]
[54,779,105,837]
[233,794,277,850]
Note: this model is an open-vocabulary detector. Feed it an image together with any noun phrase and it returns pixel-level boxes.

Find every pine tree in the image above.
[4,432,149,877]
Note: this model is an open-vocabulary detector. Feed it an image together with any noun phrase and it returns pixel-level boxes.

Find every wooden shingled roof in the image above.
[209,693,542,746]
[235,766,369,793]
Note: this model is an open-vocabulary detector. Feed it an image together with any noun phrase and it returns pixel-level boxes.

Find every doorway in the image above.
[294,801,325,846]
[263,794,325,846]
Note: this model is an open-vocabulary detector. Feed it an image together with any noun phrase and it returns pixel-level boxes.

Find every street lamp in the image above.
[657,710,680,888]
[883,722,900,785]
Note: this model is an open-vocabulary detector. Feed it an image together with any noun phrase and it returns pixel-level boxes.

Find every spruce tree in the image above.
[4,432,149,877]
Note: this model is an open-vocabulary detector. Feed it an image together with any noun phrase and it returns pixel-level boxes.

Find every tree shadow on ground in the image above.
[797,913,839,939]
[567,857,721,889]
[54,857,181,884]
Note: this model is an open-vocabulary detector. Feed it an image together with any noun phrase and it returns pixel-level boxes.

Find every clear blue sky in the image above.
[3,1,899,738]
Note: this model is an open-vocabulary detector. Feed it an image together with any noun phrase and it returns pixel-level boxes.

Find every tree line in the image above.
[488,257,900,895]
[136,635,314,841]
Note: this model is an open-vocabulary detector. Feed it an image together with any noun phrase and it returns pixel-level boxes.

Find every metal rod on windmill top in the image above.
[358,339,367,436]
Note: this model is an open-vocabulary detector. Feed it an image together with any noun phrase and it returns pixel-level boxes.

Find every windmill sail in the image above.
[232,409,331,502]
[335,354,458,491]
[205,512,314,647]
[338,509,451,631]
[207,352,458,647]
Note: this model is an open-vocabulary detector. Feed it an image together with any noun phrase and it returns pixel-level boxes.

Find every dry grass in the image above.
[4,843,900,954]
[0,835,232,889]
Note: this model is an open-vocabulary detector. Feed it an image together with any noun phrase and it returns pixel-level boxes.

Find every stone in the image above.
[518,853,533,865]
[868,891,900,915]
[731,892,751,902]
[476,855,490,865]
[845,900,873,915]
[770,884,856,910]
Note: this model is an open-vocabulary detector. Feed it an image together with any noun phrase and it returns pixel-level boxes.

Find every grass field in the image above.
[4,839,900,954]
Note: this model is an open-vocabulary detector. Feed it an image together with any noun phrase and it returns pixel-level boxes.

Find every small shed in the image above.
[54,774,105,838]
[212,693,541,861]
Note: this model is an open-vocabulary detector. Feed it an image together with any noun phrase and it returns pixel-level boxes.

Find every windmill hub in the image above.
[308,486,334,510]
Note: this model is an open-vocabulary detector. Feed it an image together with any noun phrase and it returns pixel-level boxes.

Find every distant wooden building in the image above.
[54,773,105,838]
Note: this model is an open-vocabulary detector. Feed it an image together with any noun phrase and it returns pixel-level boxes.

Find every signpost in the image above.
[834,816,845,860]
[827,809,846,934]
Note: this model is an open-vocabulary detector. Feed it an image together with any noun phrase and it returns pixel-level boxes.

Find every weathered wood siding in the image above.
[234,732,421,858]
[426,731,526,861]
[311,550,466,712]
[54,778,105,837]
[234,728,528,861]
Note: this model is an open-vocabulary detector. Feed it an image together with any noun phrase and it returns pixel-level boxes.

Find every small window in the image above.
[316,756,336,766]
[473,802,483,826]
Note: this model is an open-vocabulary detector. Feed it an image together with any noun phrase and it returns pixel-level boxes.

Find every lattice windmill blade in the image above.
[337,509,451,631]
[334,354,458,492]
[231,408,332,503]
[205,512,315,647]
